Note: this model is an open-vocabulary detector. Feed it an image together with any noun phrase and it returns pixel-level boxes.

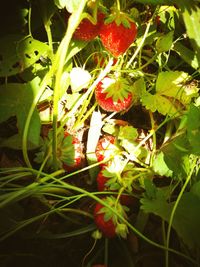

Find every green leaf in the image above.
[161,134,191,178]
[118,126,138,141]
[0,134,41,150]
[66,40,88,63]
[152,151,173,177]
[143,178,157,199]
[179,0,200,66]
[0,35,50,77]
[55,0,82,13]
[0,77,41,146]
[142,71,199,116]
[186,104,200,155]
[173,42,199,70]
[156,31,174,53]
[141,188,200,249]
[156,71,197,105]
[141,92,179,116]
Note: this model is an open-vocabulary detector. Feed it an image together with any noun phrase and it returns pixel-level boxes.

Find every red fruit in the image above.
[95,76,133,112]
[97,169,134,206]
[119,194,135,206]
[95,135,118,166]
[94,201,116,238]
[100,19,137,57]
[73,12,105,41]
[96,168,109,191]
[62,132,83,171]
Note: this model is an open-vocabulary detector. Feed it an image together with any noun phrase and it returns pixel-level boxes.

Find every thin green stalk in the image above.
[0,167,198,264]
[137,54,158,71]
[165,157,198,267]
[45,22,54,55]
[126,20,151,69]
[52,1,88,169]
[59,58,114,131]
[22,72,54,168]
[149,111,157,167]
[28,2,32,36]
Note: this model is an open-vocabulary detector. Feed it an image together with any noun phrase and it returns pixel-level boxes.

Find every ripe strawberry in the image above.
[99,14,137,57]
[73,12,105,41]
[96,169,109,191]
[95,76,133,112]
[62,131,83,171]
[94,201,116,238]
[96,167,135,206]
[94,196,128,238]
[95,135,120,166]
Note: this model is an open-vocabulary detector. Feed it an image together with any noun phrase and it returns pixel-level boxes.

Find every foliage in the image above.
[0,0,200,267]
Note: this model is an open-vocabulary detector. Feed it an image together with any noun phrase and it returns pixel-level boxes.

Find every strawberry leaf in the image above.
[156,31,174,54]
[141,92,179,116]
[0,34,50,77]
[156,71,198,105]
[152,152,173,177]
[118,125,138,141]
[141,71,199,116]
[141,187,200,249]
[186,104,200,155]
[0,77,41,147]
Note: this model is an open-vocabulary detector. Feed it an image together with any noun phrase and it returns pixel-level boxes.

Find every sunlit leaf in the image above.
[0,35,50,77]
[152,151,173,177]
[156,31,174,53]
[0,77,41,147]
[141,92,178,116]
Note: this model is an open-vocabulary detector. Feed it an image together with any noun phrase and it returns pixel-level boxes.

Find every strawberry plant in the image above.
[0,0,200,267]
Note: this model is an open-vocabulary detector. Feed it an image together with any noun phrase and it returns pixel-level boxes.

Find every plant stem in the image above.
[165,157,198,267]
[126,21,151,69]
[52,1,88,169]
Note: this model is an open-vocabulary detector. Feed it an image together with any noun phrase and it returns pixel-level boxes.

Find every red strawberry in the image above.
[96,168,135,206]
[94,196,128,238]
[95,76,133,112]
[94,201,116,238]
[100,14,137,57]
[62,131,83,171]
[95,135,120,166]
[73,12,105,41]
[97,168,109,191]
